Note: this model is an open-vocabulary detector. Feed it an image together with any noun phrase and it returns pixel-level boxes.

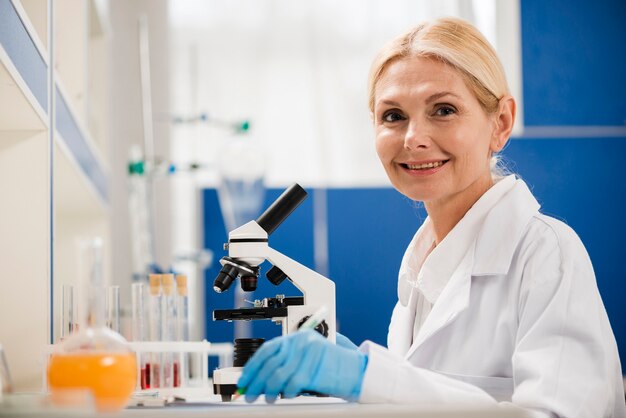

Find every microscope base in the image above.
[213,366,243,402]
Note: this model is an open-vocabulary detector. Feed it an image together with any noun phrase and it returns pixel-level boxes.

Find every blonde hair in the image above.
[368,18,511,178]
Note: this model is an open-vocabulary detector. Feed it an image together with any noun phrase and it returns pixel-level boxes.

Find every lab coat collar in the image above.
[417,175,520,303]
[403,176,541,358]
[472,176,541,275]
[398,175,540,307]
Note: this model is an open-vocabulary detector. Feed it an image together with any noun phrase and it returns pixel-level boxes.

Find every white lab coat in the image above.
[358,175,626,418]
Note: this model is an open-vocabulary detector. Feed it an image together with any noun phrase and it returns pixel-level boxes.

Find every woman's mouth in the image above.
[401,159,449,171]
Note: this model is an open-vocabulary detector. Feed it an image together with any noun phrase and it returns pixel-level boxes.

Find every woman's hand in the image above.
[237,329,368,403]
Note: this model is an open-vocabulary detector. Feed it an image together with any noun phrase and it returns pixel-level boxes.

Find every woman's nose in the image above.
[403,120,431,150]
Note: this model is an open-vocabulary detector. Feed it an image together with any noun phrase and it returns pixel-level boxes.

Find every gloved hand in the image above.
[237,329,368,403]
[336,332,358,351]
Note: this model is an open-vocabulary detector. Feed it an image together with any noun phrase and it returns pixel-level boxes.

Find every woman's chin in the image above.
[396,184,445,203]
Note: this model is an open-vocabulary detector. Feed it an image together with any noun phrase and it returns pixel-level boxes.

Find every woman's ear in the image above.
[490,95,516,152]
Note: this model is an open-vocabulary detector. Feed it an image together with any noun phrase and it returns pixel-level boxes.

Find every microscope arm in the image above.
[265,247,336,343]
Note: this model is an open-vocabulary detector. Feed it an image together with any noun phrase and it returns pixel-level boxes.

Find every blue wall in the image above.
[521,0,626,126]
[516,0,626,370]
[203,0,626,373]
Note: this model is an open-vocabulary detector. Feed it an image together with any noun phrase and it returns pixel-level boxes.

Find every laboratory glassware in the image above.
[147,274,162,388]
[131,282,148,389]
[105,285,120,333]
[161,274,177,387]
[0,344,12,395]
[176,274,189,386]
[47,238,136,412]
[60,285,75,341]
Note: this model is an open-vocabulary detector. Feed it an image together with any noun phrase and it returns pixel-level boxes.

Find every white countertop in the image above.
[0,393,530,418]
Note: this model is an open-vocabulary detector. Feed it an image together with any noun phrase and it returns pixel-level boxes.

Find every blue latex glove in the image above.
[336,332,358,351]
[237,330,368,403]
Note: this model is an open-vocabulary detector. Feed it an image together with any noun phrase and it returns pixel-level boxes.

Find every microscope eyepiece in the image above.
[213,264,239,293]
[256,183,307,235]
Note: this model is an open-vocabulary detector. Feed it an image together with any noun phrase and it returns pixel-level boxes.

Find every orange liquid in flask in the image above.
[48,352,137,412]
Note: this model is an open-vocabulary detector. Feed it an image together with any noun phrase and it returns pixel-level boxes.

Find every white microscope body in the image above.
[212,184,336,401]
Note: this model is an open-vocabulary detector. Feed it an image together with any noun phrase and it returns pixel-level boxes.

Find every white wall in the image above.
[108,0,171,317]
[168,0,521,189]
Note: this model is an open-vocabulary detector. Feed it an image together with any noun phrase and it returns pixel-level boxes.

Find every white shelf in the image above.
[54,136,108,216]
[0,0,113,390]
[0,0,51,392]
[12,0,48,60]
[54,0,87,123]
[0,36,48,131]
[55,76,110,202]
[1,0,110,203]
[0,51,47,131]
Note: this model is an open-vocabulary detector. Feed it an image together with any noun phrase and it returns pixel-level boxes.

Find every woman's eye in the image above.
[434,105,456,117]
[382,111,405,123]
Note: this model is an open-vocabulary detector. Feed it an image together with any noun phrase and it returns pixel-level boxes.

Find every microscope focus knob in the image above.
[297,316,329,338]
[266,265,288,285]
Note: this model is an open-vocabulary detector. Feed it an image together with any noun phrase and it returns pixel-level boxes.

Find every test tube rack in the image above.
[129,340,233,398]
[42,341,234,400]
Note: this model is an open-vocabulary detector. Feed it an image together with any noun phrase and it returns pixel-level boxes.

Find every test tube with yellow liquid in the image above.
[176,274,190,387]
[161,274,177,387]
[47,238,137,412]
[147,274,162,388]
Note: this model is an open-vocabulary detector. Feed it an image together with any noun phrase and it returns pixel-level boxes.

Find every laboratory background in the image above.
[0,0,625,408]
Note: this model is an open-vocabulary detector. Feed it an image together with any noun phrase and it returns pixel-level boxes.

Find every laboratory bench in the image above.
[0,394,530,418]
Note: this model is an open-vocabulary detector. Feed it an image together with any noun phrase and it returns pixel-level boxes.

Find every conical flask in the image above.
[47,238,137,412]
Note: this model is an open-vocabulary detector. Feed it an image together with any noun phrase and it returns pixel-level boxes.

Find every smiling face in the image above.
[374,56,501,206]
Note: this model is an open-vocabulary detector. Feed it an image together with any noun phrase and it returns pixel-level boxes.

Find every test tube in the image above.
[75,237,105,331]
[148,274,162,388]
[0,344,13,395]
[131,282,147,389]
[60,284,75,341]
[161,274,177,387]
[176,275,189,387]
[105,285,120,333]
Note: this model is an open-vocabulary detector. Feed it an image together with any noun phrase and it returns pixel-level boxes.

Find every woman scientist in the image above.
[237,17,626,417]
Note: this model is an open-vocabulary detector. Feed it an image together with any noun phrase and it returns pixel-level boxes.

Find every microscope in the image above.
[211,184,336,401]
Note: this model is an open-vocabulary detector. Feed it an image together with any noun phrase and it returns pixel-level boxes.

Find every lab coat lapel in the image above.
[389,219,433,356]
[388,287,418,356]
[405,242,475,359]
[402,178,540,360]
